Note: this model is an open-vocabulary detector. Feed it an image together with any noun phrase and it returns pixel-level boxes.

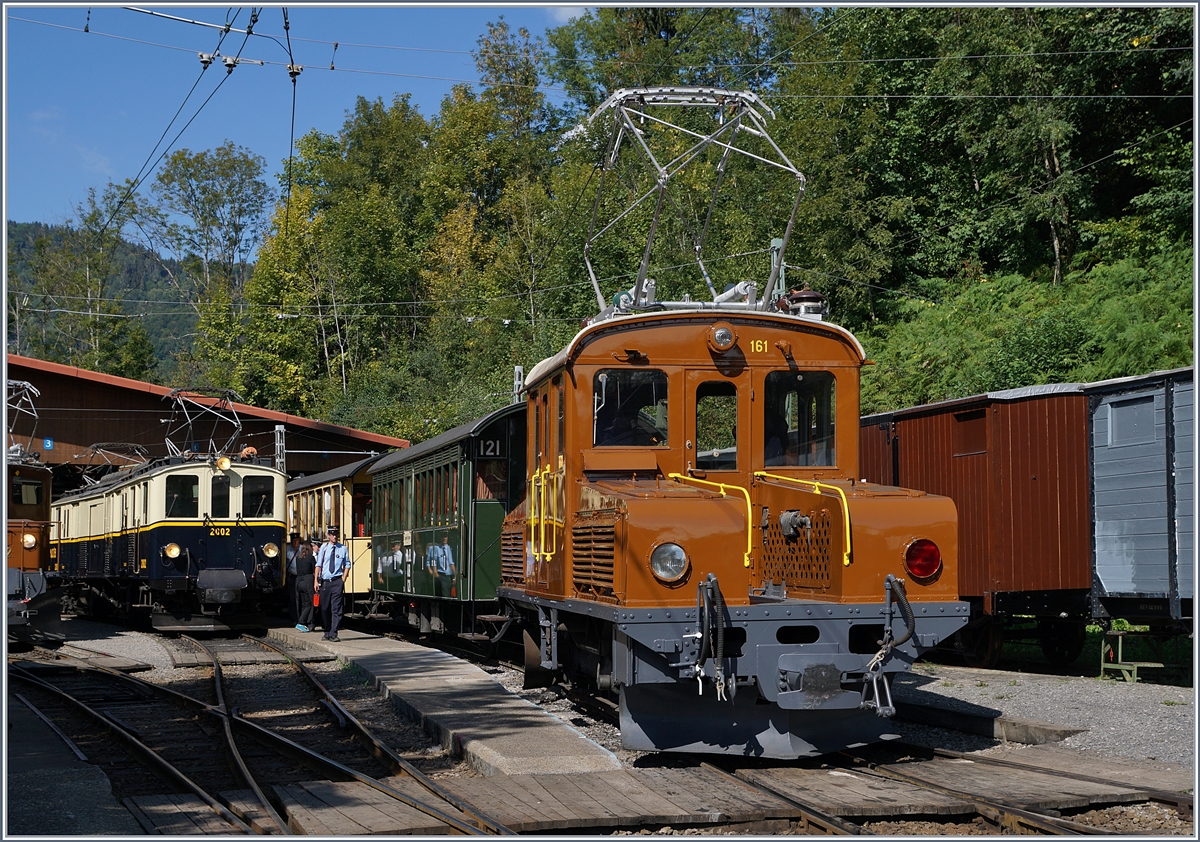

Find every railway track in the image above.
[9,624,1194,836]
[10,635,512,835]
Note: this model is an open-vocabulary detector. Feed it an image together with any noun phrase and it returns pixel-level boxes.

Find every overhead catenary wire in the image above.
[10,14,1187,105]
[92,8,254,240]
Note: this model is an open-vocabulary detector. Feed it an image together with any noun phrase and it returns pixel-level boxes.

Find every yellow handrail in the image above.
[754,472,852,566]
[535,465,551,562]
[667,473,753,568]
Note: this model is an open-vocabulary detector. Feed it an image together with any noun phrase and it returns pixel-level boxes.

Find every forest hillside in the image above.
[7,7,1192,440]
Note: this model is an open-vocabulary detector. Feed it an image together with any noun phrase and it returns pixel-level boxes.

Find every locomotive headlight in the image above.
[164,543,182,559]
[262,542,280,558]
[650,542,689,584]
[21,532,37,550]
[216,456,232,471]
[903,538,942,581]
[706,321,738,354]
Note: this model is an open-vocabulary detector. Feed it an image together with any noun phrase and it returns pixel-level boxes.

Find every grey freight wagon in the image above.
[1087,367,1193,630]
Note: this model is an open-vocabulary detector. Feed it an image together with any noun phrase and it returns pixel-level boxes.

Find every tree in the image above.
[145,140,273,303]
[14,185,141,373]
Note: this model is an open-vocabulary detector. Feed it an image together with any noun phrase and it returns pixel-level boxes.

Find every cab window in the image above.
[211,475,230,518]
[166,474,200,518]
[243,476,275,518]
[696,381,738,470]
[593,369,669,447]
[763,371,836,466]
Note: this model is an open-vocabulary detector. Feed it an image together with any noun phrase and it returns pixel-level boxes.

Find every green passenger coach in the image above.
[368,402,526,636]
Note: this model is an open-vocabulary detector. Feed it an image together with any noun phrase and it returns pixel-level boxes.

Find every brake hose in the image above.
[888,575,915,648]
[711,576,728,700]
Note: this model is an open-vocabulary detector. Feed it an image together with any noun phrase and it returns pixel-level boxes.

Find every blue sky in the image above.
[4,5,583,226]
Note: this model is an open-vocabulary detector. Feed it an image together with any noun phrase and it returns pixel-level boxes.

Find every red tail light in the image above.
[904,539,942,580]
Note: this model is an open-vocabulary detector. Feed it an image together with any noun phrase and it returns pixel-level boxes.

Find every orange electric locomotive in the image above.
[494,88,969,758]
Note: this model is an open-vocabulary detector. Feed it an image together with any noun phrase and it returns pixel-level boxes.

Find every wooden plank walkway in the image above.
[738,766,972,818]
[270,749,1187,835]
[123,745,1189,835]
[981,744,1195,794]
[273,768,804,834]
[877,755,1143,812]
[122,794,248,835]
[274,779,474,835]
[169,650,336,668]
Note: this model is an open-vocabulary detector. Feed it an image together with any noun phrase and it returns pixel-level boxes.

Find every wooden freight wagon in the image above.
[1086,368,1193,629]
[860,384,1092,667]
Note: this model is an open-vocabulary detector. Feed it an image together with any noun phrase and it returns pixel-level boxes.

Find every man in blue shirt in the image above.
[315,526,350,641]
[426,535,456,597]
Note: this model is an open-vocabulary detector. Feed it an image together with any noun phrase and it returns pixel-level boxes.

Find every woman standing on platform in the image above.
[294,535,317,632]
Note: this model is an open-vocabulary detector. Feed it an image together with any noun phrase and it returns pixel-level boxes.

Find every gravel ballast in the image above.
[892,661,1195,767]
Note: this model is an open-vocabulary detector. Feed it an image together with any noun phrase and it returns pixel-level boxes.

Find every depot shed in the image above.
[1086,368,1193,624]
[860,383,1092,621]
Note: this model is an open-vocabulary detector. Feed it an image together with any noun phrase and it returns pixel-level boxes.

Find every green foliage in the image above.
[860,242,1192,413]
[6,8,1193,440]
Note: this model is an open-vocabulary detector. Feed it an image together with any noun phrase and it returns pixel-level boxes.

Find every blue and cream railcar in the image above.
[368,403,526,635]
[286,454,382,616]
[53,455,286,631]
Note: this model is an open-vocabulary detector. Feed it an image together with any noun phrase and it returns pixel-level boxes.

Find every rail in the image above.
[9,664,256,834]
[247,635,514,834]
[838,749,1117,835]
[185,636,290,834]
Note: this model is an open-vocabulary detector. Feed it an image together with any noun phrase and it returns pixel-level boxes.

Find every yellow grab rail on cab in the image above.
[754,472,852,566]
[667,473,753,568]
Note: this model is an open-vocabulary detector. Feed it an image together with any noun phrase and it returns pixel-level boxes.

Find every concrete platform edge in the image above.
[265,627,622,776]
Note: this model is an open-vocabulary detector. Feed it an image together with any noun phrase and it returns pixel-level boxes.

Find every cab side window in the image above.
[593,369,669,447]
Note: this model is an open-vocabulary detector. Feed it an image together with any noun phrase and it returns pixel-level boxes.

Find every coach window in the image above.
[166,474,200,518]
[594,369,669,447]
[243,476,275,518]
[211,475,230,518]
[696,381,738,470]
[763,371,836,467]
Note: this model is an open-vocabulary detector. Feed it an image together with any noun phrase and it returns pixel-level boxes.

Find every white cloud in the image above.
[30,107,63,123]
[546,6,587,24]
[76,145,114,177]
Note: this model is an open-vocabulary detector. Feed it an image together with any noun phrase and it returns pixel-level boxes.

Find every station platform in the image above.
[265,625,624,776]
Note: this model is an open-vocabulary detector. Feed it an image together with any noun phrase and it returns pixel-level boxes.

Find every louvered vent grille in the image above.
[501,521,526,586]
[572,512,619,603]
[761,507,833,590]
